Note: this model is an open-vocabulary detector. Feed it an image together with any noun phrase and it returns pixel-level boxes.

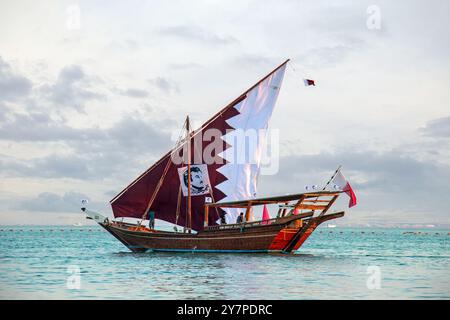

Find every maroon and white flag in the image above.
[332,170,357,208]
[303,79,315,86]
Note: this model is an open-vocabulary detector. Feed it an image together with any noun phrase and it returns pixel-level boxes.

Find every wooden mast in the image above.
[186,115,192,233]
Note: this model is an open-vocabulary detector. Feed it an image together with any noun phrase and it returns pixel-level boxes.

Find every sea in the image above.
[0,225,449,299]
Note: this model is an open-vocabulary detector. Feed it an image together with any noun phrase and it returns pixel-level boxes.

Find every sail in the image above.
[110,60,288,230]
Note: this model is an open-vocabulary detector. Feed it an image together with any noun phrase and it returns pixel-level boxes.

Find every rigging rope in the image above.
[141,157,172,220]
[175,184,182,225]
[140,119,190,220]
[287,61,312,87]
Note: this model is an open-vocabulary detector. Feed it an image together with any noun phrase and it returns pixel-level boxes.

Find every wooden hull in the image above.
[101,212,344,253]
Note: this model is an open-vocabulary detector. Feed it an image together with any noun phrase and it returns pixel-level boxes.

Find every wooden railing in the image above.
[203,211,315,231]
[204,217,280,231]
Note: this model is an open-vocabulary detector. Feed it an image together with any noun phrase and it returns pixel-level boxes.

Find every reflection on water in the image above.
[0,226,449,299]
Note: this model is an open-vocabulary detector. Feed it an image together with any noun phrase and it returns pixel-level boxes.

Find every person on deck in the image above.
[148,211,155,229]
[236,212,245,224]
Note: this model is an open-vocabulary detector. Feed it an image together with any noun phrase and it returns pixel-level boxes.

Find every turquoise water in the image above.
[0,225,449,299]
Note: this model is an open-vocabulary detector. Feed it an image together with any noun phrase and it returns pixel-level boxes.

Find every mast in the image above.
[186,115,192,233]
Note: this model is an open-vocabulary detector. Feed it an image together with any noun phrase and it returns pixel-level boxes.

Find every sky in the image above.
[0,0,449,226]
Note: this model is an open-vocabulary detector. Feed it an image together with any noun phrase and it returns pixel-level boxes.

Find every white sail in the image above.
[216,64,287,223]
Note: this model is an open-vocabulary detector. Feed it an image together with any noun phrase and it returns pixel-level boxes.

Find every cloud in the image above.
[231,55,280,72]
[294,41,365,69]
[0,103,8,121]
[104,190,119,197]
[104,38,140,53]
[0,111,174,180]
[0,57,176,182]
[119,88,149,98]
[421,116,450,138]
[1,154,92,179]
[157,25,238,46]
[0,56,32,102]
[0,57,105,114]
[43,65,104,112]
[148,77,179,94]
[168,62,203,71]
[14,191,92,213]
[116,79,179,98]
[0,110,106,141]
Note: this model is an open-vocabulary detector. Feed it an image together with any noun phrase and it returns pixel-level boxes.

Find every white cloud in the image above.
[0,56,32,102]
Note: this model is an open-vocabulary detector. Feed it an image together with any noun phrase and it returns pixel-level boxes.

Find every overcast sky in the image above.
[0,0,449,226]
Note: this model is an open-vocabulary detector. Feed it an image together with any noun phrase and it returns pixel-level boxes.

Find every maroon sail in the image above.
[110,60,288,231]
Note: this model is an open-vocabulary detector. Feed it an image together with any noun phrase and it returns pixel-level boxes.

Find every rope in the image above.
[208,190,222,222]
[175,184,182,225]
[321,165,342,192]
[140,119,190,220]
[310,165,342,205]
[141,158,172,220]
[287,61,312,87]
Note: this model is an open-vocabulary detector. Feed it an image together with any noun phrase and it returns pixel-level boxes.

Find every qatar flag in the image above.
[332,170,357,208]
[303,79,315,86]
